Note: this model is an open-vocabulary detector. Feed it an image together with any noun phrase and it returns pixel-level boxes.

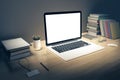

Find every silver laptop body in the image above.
[44,11,104,61]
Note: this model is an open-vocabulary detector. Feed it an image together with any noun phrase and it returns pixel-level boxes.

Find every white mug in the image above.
[33,40,41,50]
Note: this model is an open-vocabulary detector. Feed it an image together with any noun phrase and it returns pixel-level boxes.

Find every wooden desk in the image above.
[27,37,120,80]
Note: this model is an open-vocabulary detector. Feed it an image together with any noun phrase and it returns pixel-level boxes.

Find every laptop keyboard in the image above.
[52,41,90,53]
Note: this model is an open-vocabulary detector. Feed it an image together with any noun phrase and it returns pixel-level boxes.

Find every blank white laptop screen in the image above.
[44,11,81,45]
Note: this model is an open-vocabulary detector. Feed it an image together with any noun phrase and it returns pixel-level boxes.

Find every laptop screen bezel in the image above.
[44,11,82,46]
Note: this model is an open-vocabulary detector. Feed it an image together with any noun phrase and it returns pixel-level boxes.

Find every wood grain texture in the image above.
[28,37,120,80]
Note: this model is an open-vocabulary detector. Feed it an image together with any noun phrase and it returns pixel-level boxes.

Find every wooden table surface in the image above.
[26,37,120,80]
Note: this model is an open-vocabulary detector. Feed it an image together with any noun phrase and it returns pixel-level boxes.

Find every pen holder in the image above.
[33,39,41,50]
[32,35,41,50]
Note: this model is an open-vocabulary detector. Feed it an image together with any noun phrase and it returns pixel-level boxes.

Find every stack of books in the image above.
[87,14,108,37]
[1,38,31,61]
[100,19,120,39]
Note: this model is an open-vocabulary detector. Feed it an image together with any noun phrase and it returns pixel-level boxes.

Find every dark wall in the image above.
[0,0,119,43]
[91,0,120,21]
[0,0,98,42]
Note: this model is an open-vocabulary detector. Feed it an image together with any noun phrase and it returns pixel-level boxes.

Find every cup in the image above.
[33,39,41,50]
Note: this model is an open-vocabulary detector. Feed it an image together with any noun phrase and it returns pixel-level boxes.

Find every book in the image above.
[99,19,120,39]
[1,38,31,61]
[87,14,110,37]
[106,21,112,38]
[1,38,30,52]
[89,14,110,22]
[10,48,30,56]
[89,14,108,18]
[110,21,120,39]
[88,16,99,21]
[104,20,109,38]
[88,30,101,36]
[87,22,98,27]
[87,28,97,33]
[100,19,113,37]
[82,34,97,40]
[88,31,97,36]
[88,19,98,23]
[10,52,31,61]
[8,46,29,53]
[87,25,101,36]
[100,20,105,36]
[87,25,100,31]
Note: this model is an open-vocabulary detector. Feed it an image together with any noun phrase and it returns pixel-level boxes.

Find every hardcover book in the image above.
[1,38,31,61]
[1,38,30,51]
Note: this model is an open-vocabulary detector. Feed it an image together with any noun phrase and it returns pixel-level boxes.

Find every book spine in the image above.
[88,31,97,36]
[102,20,106,36]
[104,20,108,37]
[99,20,105,36]
[10,48,30,56]
[87,28,97,33]
[88,16,99,21]
[87,25,97,30]
[105,20,109,38]
[90,15,100,18]
[10,52,31,61]
[107,21,112,39]
[90,14,108,18]
[88,19,98,23]
[8,46,29,53]
[108,21,112,39]
[110,22,120,39]
[87,22,98,27]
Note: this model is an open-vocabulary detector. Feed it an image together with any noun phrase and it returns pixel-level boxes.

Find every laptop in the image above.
[44,11,104,61]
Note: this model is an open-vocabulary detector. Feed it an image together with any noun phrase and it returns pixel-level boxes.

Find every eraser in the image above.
[26,69,40,77]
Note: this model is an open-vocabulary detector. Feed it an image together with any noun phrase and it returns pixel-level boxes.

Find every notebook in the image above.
[44,11,104,61]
